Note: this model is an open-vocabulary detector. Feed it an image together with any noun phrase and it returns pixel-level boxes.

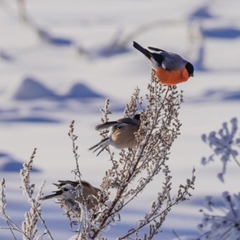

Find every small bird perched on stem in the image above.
[42,180,100,218]
[133,41,194,86]
[89,114,141,156]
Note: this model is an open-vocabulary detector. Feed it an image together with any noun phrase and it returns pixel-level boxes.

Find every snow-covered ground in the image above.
[1,0,240,239]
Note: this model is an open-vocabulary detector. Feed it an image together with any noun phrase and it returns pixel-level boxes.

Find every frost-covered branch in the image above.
[69,120,82,179]
[0,149,53,240]
[186,118,240,240]
[1,72,195,239]
[73,71,195,239]
[0,178,22,239]
[118,168,195,240]
[197,192,240,240]
[20,148,53,240]
[201,117,240,182]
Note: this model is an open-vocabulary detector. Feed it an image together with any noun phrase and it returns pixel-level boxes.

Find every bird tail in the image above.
[89,138,110,156]
[42,181,81,200]
[133,41,151,59]
[42,190,63,200]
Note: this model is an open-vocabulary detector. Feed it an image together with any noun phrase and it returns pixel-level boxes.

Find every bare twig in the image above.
[20,148,54,240]
[69,120,82,180]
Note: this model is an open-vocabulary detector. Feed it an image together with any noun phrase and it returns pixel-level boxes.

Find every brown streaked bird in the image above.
[133,41,194,86]
[89,114,140,156]
[42,180,100,218]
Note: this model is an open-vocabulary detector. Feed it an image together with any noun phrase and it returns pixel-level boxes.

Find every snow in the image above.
[1,0,240,239]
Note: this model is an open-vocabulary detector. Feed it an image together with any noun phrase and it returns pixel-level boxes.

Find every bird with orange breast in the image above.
[133,41,194,86]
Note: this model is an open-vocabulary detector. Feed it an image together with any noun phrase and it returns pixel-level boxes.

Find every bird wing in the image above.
[160,52,187,71]
[95,121,118,130]
[117,116,140,127]
[96,114,140,130]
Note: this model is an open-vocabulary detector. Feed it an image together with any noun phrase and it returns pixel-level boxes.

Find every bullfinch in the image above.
[89,114,140,156]
[42,180,100,218]
[133,41,194,86]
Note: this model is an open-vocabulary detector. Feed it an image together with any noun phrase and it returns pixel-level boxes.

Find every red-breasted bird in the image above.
[133,41,194,86]
[42,180,100,218]
[89,114,140,156]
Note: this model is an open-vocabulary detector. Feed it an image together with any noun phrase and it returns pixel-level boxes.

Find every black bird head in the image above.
[185,62,194,77]
[133,114,140,121]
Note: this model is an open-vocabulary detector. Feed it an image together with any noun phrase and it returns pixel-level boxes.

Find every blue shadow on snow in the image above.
[0,152,40,172]
[13,77,105,101]
[202,27,240,39]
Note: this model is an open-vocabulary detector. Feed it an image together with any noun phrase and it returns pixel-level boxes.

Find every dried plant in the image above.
[188,118,240,240]
[201,117,240,182]
[0,178,22,240]
[66,122,104,239]
[197,192,240,240]
[0,71,195,240]
[65,70,195,240]
[20,148,53,240]
[0,149,53,240]
[69,120,82,180]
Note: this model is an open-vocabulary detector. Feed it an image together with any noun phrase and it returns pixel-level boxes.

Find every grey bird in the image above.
[89,114,141,156]
[43,180,100,218]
